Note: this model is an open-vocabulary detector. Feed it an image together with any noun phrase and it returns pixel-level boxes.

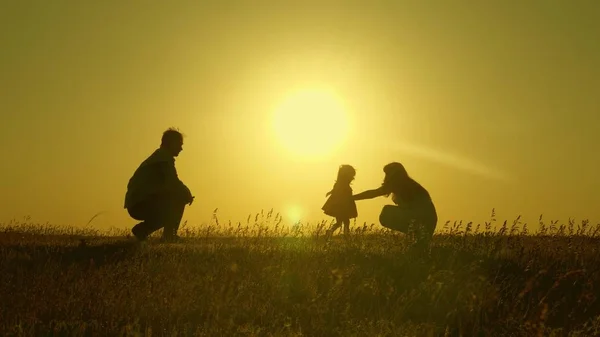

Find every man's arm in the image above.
[157,160,180,187]
[157,161,193,202]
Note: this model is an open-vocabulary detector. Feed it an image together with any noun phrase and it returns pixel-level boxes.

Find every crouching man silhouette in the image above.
[124,128,194,242]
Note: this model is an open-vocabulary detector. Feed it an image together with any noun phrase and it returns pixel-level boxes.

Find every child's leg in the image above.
[342,219,350,235]
[328,218,343,235]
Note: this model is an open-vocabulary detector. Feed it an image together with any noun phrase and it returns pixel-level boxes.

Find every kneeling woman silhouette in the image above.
[353,162,438,250]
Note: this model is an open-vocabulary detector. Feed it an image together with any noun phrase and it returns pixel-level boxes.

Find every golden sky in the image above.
[1,2,599,230]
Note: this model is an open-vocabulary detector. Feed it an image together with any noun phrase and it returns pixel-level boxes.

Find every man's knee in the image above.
[153,194,186,225]
[129,193,164,219]
[128,203,148,221]
[128,194,183,222]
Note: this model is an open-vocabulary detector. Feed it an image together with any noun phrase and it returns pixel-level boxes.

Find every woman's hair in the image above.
[382,162,409,187]
[382,162,423,202]
[335,165,356,185]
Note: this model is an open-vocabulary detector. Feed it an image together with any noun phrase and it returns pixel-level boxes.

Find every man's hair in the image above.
[161,127,184,146]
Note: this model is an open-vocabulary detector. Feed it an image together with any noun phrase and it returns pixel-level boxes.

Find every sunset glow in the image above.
[271,88,349,159]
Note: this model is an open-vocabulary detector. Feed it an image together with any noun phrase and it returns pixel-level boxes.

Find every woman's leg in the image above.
[413,212,438,250]
[379,205,412,233]
[379,204,437,247]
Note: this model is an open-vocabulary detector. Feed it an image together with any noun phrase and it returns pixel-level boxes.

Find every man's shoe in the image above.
[160,235,183,243]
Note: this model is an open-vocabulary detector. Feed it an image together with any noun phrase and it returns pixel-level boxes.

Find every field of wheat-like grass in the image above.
[2,210,600,336]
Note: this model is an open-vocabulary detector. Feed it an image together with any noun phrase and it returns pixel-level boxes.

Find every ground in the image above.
[1,214,600,336]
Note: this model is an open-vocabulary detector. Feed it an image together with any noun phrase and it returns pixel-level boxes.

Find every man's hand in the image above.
[181,184,193,205]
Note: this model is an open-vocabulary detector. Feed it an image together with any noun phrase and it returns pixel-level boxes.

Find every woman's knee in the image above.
[379,205,410,232]
[379,205,437,234]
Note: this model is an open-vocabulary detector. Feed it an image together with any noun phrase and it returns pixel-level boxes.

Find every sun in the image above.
[272,88,349,158]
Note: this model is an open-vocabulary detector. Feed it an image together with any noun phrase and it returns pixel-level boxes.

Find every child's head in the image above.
[336,164,356,184]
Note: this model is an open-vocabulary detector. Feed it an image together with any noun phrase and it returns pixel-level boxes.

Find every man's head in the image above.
[160,128,184,157]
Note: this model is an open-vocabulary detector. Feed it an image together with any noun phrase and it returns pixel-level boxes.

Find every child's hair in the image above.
[335,165,356,185]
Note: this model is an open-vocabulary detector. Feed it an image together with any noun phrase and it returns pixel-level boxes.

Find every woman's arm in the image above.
[353,186,388,201]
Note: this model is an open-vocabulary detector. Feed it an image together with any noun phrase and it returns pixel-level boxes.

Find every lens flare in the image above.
[393,142,511,182]
[285,204,303,225]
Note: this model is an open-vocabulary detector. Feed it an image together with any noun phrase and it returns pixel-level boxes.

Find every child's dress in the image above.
[322,182,358,219]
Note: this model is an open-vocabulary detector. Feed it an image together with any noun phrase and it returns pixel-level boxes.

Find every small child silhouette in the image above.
[322,165,358,237]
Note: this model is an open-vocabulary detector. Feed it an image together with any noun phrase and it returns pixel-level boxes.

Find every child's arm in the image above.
[326,183,338,197]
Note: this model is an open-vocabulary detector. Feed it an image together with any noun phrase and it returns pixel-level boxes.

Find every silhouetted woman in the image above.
[353,162,438,249]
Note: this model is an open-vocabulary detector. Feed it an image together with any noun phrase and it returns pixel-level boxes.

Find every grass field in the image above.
[2,210,600,336]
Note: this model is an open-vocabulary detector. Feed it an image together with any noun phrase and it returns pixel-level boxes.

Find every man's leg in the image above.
[131,221,164,241]
[128,196,171,240]
[161,198,186,241]
[128,191,189,242]
[128,199,165,240]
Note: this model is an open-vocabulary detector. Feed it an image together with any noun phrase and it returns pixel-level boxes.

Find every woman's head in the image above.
[336,165,356,184]
[383,162,409,187]
[381,162,429,203]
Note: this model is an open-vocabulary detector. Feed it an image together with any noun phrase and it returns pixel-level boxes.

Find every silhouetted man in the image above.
[124,128,194,242]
